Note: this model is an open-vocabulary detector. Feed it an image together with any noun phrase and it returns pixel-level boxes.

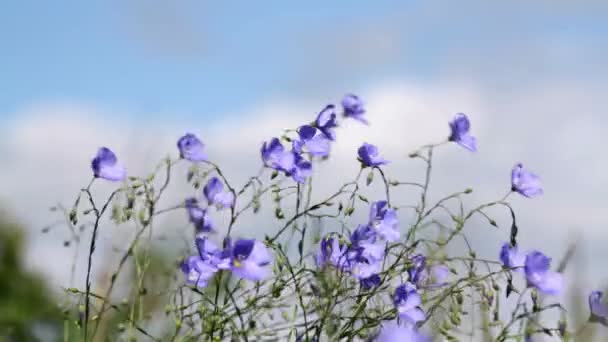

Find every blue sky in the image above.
[2,1,607,123]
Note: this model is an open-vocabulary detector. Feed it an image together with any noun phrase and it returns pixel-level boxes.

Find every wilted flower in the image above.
[91,147,126,181]
[375,321,430,342]
[315,104,338,140]
[511,163,543,198]
[589,291,608,322]
[368,201,399,242]
[229,239,273,281]
[524,251,563,295]
[203,177,235,209]
[358,143,389,167]
[393,282,425,324]
[448,113,477,152]
[500,242,526,270]
[177,133,207,162]
[293,125,331,157]
[185,198,214,233]
[342,94,367,124]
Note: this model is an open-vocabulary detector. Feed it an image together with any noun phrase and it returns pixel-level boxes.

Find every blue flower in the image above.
[315,104,338,140]
[293,125,331,157]
[261,138,294,172]
[316,236,349,269]
[511,163,543,198]
[177,133,207,162]
[393,283,426,324]
[589,291,608,323]
[290,152,312,184]
[524,251,563,295]
[185,198,214,233]
[342,94,368,124]
[358,143,389,167]
[229,239,273,281]
[500,242,525,270]
[448,113,477,152]
[368,201,399,242]
[360,274,382,289]
[194,236,231,270]
[408,254,427,285]
[203,177,235,209]
[180,256,218,288]
[375,321,430,342]
[91,147,127,181]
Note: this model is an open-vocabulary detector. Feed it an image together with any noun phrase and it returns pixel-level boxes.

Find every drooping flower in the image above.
[185,198,214,233]
[448,113,477,152]
[524,251,563,295]
[261,138,295,172]
[91,147,127,181]
[229,239,273,281]
[589,291,608,322]
[293,125,331,157]
[393,283,426,324]
[358,143,389,167]
[316,236,349,269]
[375,320,430,342]
[315,104,338,140]
[342,94,368,124]
[203,177,235,209]
[180,256,218,288]
[511,163,543,198]
[368,201,399,242]
[177,133,207,162]
[500,242,526,270]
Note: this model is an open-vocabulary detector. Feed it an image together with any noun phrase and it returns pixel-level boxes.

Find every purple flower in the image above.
[229,239,273,281]
[195,236,231,270]
[393,283,426,324]
[203,177,235,209]
[350,224,376,245]
[261,138,295,172]
[290,152,312,183]
[346,244,384,281]
[180,256,218,288]
[448,113,477,152]
[589,291,608,322]
[368,201,399,242]
[408,255,449,288]
[315,104,338,140]
[342,94,368,124]
[293,125,331,157]
[360,274,382,289]
[500,242,525,270]
[375,321,430,342]
[316,236,348,268]
[91,147,127,181]
[408,255,427,285]
[358,143,389,167]
[511,163,543,198]
[185,198,214,233]
[524,251,563,295]
[177,133,207,162]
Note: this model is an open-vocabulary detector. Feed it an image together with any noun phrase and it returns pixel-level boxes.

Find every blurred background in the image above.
[1,0,607,340]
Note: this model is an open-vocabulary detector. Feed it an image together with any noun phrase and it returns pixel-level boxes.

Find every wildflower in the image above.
[524,251,563,295]
[180,256,218,288]
[358,143,389,167]
[589,291,608,323]
[316,236,348,268]
[361,274,382,289]
[375,320,430,342]
[448,113,477,152]
[194,236,231,270]
[315,104,338,140]
[203,177,235,209]
[290,153,312,183]
[261,138,293,172]
[293,125,331,157]
[500,242,525,270]
[368,201,399,242]
[342,94,367,124]
[408,255,427,285]
[229,239,273,281]
[393,282,426,324]
[177,133,207,162]
[91,147,126,181]
[185,198,214,233]
[511,163,543,198]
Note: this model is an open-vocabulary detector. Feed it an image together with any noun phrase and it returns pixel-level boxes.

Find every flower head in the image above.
[524,251,563,295]
[358,143,389,167]
[316,236,348,269]
[293,125,331,157]
[180,256,218,288]
[261,138,294,172]
[185,198,214,233]
[368,201,400,242]
[91,147,127,181]
[195,236,231,270]
[408,255,427,285]
[315,104,338,140]
[500,242,526,270]
[375,320,430,342]
[229,239,273,281]
[511,163,543,198]
[203,177,235,209]
[393,283,426,324]
[360,274,381,289]
[341,94,367,124]
[448,113,477,152]
[290,152,312,183]
[177,133,207,162]
[589,291,608,321]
